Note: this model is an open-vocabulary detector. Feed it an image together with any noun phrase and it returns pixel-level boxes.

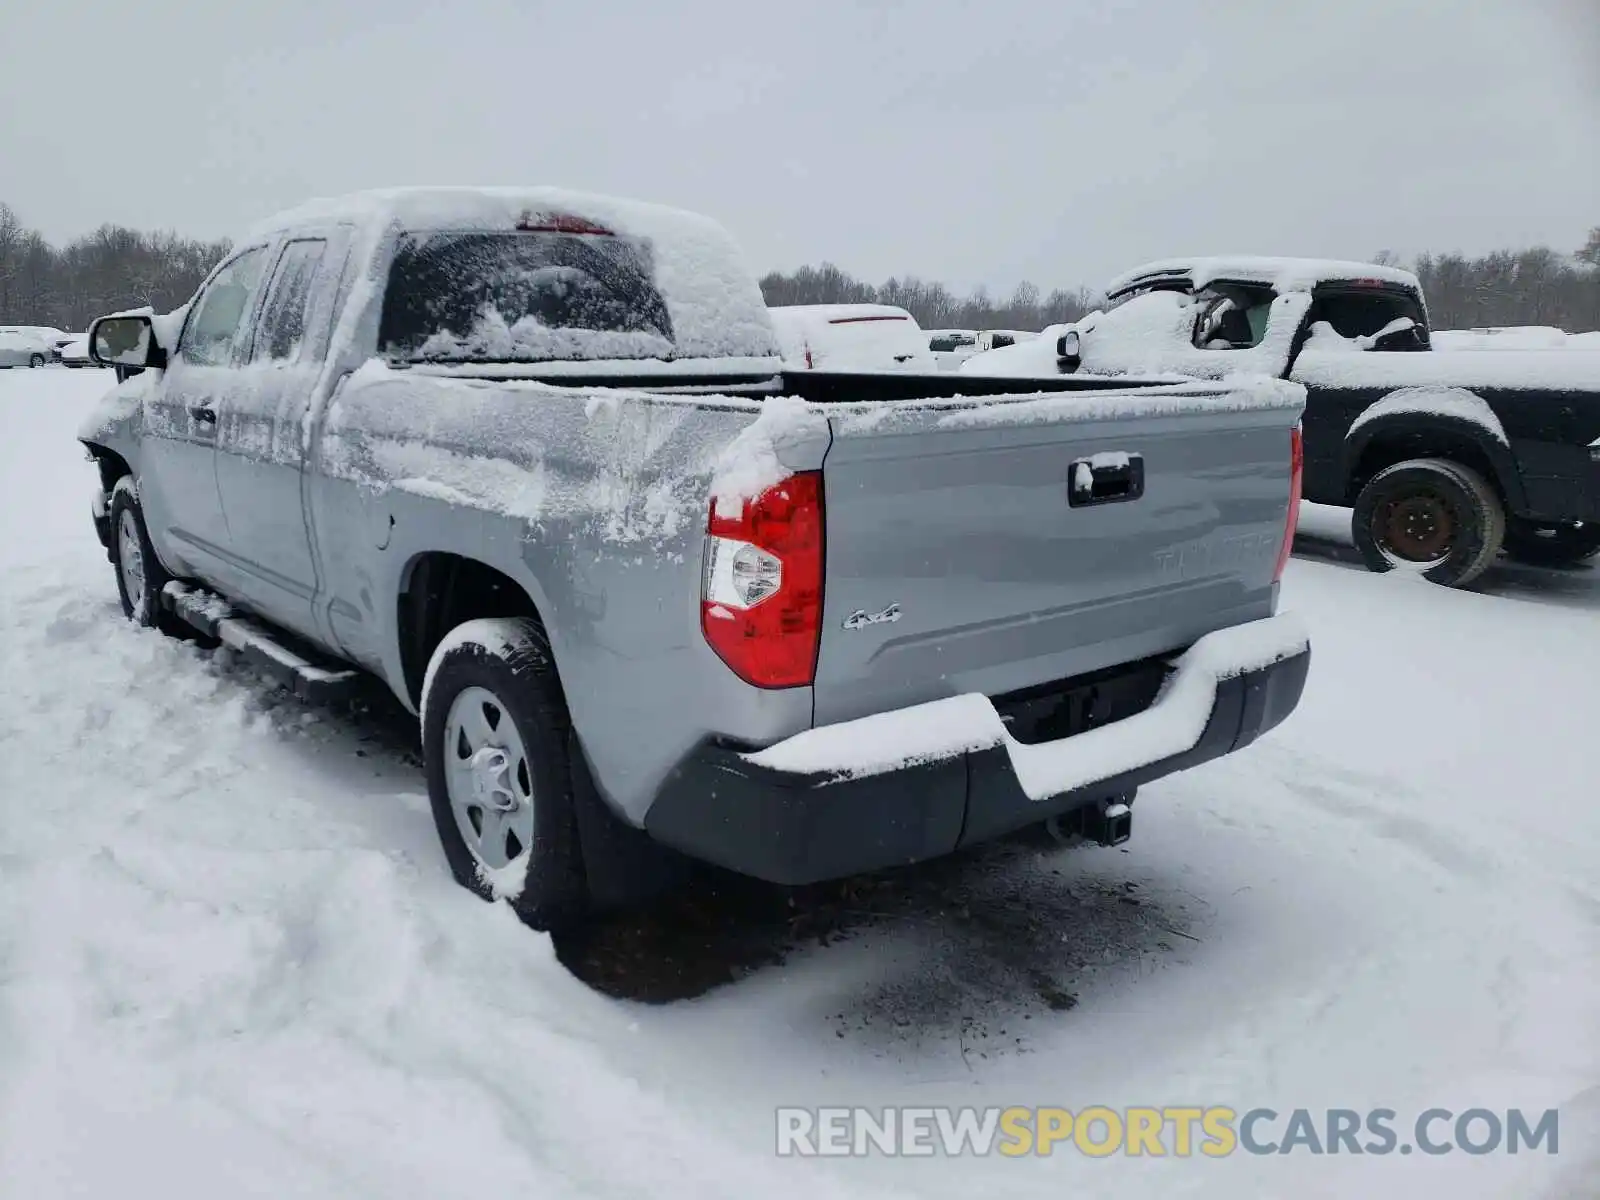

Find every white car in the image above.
[0,330,55,368]
[56,335,96,368]
[767,304,938,371]
[927,328,979,370]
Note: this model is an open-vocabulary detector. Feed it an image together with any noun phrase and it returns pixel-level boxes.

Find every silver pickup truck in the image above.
[79,187,1311,931]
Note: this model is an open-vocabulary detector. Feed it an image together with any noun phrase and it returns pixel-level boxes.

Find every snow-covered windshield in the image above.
[378,230,676,363]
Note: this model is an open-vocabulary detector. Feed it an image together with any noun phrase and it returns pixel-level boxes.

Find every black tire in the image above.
[421,617,588,931]
[108,477,185,634]
[28,353,45,368]
[1351,458,1505,587]
[1502,519,1600,568]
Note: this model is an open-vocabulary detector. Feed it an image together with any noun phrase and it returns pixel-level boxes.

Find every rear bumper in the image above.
[644,612,1310,885]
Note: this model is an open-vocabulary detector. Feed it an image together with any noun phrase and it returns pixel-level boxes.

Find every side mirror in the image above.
[1056,329,1082,370]
[89,315,166,370]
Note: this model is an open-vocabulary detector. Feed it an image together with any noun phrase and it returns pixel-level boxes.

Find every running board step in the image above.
[161,582,362,705]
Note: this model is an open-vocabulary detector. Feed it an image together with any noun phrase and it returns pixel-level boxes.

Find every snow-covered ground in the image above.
[3,368,1598,1199]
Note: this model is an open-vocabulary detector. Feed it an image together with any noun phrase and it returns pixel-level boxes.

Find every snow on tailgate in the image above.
[829,376,1305,437]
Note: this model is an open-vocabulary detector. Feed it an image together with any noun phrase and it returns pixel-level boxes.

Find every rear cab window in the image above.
[1306,285,1430,348]
[377,221,676,365]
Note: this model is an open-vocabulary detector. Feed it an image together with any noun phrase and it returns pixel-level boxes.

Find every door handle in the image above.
[1069,453,1145,508]
[190,405,217,425]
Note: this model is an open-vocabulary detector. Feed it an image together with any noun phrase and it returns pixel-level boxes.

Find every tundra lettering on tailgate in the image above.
[1154,531,1278,581]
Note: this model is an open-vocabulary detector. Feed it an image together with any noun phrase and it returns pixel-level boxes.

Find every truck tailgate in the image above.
[812,382,1303,727]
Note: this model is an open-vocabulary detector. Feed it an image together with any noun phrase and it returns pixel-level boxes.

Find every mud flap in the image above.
[568,730,692,909]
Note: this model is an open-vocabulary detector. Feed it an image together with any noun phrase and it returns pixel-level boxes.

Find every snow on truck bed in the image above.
[1433,327,1600,351]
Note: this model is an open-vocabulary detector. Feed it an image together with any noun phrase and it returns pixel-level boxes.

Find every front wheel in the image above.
[108,478,178,630]
[421,617,588,931]
[28,353,45,368]
[1351,458,1505,587]
[1502,519,1600,568]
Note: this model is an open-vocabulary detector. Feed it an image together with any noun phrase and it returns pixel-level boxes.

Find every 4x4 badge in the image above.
[843,603,902,630]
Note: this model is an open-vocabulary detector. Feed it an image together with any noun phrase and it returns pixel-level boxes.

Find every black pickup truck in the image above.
[967,256,1600,587]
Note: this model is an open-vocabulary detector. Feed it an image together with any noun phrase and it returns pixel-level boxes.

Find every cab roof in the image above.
[1105,256,1422,300]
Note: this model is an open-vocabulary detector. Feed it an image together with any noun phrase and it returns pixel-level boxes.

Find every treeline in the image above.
[1410,244,1600,331]
[758,263,1098,332]
[0,203,232,331]
[4,197,1598,336]
[764,229,1600,334]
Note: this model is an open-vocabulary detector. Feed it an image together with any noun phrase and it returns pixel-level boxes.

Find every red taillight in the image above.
[1274,425,1304,584]
[515,212,614,236]
[701,471,824,688]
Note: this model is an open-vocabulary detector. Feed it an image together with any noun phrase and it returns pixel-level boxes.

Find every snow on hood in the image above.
[956,323,1079,378]
[1105,255,1421,296]
[965,289,1313,385]
[244,187,782,365]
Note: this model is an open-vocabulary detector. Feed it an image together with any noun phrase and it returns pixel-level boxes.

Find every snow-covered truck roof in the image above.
[766,304,935,370]
[241,186,782,365]
[766,303,921,325]
[1106,256,1422,299]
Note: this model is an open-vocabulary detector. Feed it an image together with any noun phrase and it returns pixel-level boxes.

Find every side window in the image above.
[179,247,270,366]
[251,239,329,363]
[1193,286,1275,350]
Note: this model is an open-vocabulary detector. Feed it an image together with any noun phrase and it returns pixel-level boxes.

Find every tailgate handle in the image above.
[1069,453,1144,507]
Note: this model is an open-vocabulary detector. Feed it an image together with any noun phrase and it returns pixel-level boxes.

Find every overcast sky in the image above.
[3,0,1596,294]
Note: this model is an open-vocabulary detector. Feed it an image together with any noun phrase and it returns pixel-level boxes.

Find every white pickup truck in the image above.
[80,188,1311,931]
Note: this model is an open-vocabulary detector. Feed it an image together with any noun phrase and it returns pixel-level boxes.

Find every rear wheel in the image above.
[1502,519,1600,568]
[421,618,588,931]
[1351,458,1505,587]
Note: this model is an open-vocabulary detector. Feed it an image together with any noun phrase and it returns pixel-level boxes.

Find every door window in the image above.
[178,247,270,366]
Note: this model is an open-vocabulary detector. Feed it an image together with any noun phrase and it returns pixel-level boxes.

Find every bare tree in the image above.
[0,204,231,330]
[1579,228,1600,269]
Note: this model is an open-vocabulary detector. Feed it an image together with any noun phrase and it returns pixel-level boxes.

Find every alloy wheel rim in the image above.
[117,509,147,606]
[442,685,536,872]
